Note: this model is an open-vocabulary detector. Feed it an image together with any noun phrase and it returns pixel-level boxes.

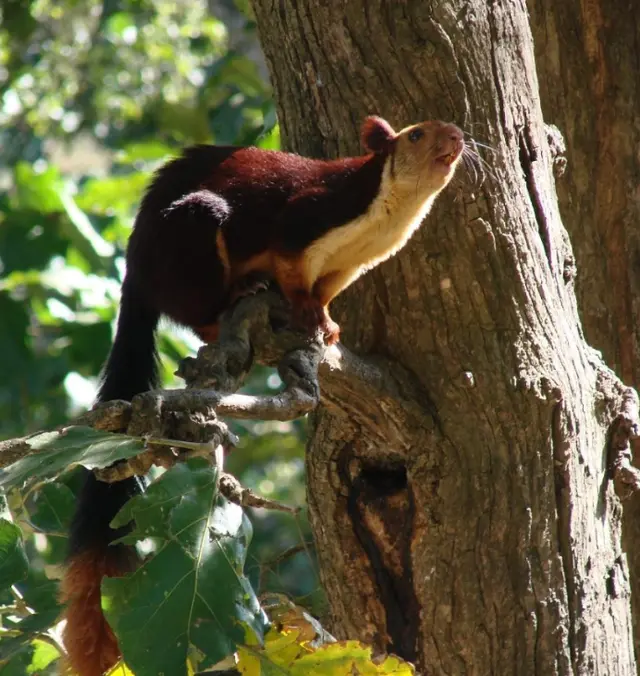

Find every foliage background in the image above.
[0,1,321,672]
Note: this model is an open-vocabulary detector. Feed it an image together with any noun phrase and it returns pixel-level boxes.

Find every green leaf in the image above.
[0,550,72,665]
[0,196,69,274]
[106,12,136,38]
[64,320,113,375]
[157,102,210,144]
[27,638,60,673]
[103,459,268,676]
[13,162,64,214]
[76,172,150,218]
[0,519,28,590]
[207,53,266,97]
[256,124,280,151]
[0,426,145,492]
[1,0,37,42]
[0,647,33,676]
[116,140,174,164]
[59,187,115,270]
[27,482,76,534]
[14,568,61,616]
[0,293,31,384]
[0,605,62,669]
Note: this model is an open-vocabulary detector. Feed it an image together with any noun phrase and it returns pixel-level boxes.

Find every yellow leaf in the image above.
[105,662,134,676]
[290,641,415,675]
[104,657,198,676]
[237,627,415,675]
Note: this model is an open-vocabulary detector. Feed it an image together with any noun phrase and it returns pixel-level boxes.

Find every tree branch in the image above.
[0,290,438,473]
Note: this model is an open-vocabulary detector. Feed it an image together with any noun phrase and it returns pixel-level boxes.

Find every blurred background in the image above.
[0,1,322,663]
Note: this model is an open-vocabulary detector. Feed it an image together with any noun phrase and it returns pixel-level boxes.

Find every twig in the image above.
[261,543,311,567]
[219,473,299,514]
[35,630,67,656]
[0,438,31,469]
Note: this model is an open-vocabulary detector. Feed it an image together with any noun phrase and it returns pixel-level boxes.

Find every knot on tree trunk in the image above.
[608,386,640,500]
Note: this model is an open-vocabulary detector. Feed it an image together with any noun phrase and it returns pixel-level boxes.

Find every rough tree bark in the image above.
[249,1,639,674]
[527,1,640,659]
[528,0,640,385]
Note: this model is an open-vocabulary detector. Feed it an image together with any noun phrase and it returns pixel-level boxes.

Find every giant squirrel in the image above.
[60,115,464,675]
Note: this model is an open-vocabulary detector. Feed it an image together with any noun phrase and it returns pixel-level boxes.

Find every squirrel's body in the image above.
[124,115,463,343]
[61,116,463,675]
[127,146,385,341]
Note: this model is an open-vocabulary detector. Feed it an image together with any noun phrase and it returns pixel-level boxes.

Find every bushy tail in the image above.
[61,277,159,676]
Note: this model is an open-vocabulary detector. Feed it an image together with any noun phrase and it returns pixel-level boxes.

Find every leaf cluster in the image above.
[0,1,325,673]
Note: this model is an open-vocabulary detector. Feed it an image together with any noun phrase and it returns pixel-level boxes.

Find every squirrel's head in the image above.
[361,116,464,193]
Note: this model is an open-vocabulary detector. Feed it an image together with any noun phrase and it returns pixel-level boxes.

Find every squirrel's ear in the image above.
[361,116,397,154]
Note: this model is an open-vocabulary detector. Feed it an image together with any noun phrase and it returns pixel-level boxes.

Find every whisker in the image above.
[463,145,498,183]
[470,155,485,187]
[465,153,480,186]
[468,140,496,152]
[464,143,494,162]
[460,152,477,186]
[459,125,492,141]
[476,156,498,182]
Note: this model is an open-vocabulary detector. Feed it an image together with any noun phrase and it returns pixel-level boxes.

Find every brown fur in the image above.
[60,118,463,674]
[60,550,135,676]
[194,322,220,343]
[215,228,231,287]
[125,116,463,346]
[266,120,463,343]
[268,120,463,342]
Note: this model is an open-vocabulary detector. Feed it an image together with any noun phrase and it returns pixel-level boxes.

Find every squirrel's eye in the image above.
[408,128,424,143]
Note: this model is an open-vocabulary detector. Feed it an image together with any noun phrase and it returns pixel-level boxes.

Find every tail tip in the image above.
[60,548,134,676]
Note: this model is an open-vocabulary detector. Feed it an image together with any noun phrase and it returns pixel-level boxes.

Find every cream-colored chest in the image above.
[303,185,435,286]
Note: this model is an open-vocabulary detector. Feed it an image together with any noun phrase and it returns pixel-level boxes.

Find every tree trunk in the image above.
[527,1,640,661]
[249,0,638,673]
[527,0,640,385]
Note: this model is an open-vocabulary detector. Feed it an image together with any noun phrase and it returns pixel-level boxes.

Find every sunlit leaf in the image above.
[106,12,136,39]
[257,124,280,151]
[26,638,60,673]
[290,642,415,674]
[59,187,115,268]
[13,162,64,214]
[236,599,414,674]
[238,633,416,675]
[76,173,150,218]
[0,426,145,492]
[0,615,60,668]
[106,661,136,676]
[116,140,175,164]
